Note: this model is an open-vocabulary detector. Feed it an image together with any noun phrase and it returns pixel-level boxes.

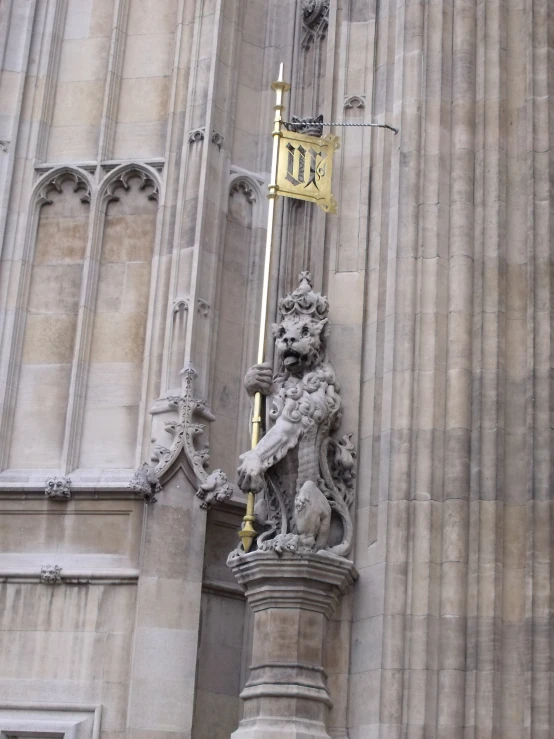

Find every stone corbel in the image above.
[196,298,210,316]
[173,297,189,313]
[40,565,63,584]
[188,128,205,144]
[129,365,239,507]
[44,476,71,501]
[211,131,224,149]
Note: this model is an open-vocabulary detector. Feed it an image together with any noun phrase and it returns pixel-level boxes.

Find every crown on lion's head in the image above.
[272,273,329,376]
[278,271,329,321]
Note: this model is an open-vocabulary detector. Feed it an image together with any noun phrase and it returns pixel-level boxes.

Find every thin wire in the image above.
[284,121,399,134]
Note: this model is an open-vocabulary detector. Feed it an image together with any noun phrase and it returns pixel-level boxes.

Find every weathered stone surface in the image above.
[0,0,553,737]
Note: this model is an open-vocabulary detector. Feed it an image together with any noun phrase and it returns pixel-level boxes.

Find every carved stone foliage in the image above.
[40,565,62,584]
[44,476,71,501]
[130,365,239,507]
[232,273,356,558]
[103,167,159,203]
[284,114,324,137]
[301,0,330,49]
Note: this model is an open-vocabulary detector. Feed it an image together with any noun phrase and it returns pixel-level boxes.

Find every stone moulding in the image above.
[2,568,139,585]
[228,551,357,739]
[344,95,365,110]
[102,166,159,203]
[35,168,92,206]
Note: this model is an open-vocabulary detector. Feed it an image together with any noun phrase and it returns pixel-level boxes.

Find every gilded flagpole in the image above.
[238,64,290,553]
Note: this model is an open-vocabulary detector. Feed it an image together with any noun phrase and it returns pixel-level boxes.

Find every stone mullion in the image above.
[96,0,129,163]
[35,0,67,162]
[0,0,65,471]
[60,1,131,472]
[0,0,37,251]
[436,0,477,736]
[137,0,191,464]
[180,0,229,401]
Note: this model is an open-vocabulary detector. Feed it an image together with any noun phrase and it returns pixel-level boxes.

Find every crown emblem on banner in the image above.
[278,271,329,320]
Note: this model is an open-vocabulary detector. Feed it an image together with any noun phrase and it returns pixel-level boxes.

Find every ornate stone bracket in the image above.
[44,476,71,501]
[130,364,239,507]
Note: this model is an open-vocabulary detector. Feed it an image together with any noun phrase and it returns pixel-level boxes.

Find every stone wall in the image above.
[0,1,553,738]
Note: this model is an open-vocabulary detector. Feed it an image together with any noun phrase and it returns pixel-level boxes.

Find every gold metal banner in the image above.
[276,128,340,214]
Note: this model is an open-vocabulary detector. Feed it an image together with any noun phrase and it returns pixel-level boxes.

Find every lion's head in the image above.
[272,314,328,376]
[272,271,329,376]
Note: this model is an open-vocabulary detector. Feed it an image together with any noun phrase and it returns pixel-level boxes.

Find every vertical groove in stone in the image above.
[528,0,551,736]
[404,0,452,734]
[471,0,507,736]
[375,0,425,730]
[501,0,529,734]
[437,0,476,735]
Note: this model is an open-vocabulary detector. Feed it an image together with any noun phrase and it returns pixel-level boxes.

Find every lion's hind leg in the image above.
[314,507,330,551]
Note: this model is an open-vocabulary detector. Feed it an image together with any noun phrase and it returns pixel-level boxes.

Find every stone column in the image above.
[228,552,357,739]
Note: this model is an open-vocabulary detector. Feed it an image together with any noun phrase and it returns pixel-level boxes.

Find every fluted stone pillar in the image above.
[228,552,357,739]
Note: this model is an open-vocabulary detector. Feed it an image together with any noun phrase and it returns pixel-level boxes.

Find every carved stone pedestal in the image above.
[228,551,357,739]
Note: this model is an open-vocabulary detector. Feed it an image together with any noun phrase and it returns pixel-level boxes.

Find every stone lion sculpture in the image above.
[235,272,355,557]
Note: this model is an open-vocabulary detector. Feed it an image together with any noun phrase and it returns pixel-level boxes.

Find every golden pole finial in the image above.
[238,64,290,553]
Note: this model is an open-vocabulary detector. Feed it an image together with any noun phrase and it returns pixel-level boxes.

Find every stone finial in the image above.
[44,476,71,501]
